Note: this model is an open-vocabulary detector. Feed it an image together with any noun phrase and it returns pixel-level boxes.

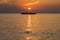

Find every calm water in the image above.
[0,13,60,40]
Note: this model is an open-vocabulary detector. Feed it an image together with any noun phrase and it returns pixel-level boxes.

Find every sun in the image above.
[28,8,31,10]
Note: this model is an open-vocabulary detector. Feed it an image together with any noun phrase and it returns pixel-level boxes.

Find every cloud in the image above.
[24,0,40,6]
[0,4,21,13]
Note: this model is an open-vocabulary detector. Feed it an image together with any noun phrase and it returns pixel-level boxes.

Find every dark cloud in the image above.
[0,4,21,13]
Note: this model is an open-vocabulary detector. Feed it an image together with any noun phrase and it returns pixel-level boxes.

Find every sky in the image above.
[0,0,60,13]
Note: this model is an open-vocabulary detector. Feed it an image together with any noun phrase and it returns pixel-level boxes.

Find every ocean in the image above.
[0,13,60,40]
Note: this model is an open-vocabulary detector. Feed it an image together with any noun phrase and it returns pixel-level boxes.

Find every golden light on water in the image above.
[26,36,32,40]
[26,15,32,40]
[26,28,32,31]
[26,15,32,28]
[25,14,40,40]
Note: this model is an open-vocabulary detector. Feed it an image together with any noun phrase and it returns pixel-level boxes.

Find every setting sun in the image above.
[28,8,31,10]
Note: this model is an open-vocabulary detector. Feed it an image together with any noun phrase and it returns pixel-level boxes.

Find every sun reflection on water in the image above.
[26,15,32,40]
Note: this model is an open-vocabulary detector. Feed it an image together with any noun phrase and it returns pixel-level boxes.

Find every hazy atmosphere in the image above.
[0,0,60,13]
[0,0,60,40]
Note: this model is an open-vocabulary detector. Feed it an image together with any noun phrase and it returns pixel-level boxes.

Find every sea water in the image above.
[0,13,60,40]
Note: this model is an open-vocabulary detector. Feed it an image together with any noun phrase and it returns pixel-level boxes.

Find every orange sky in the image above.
[12,0,60,10]
[0,0,60,7]
[0,0,60,12]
